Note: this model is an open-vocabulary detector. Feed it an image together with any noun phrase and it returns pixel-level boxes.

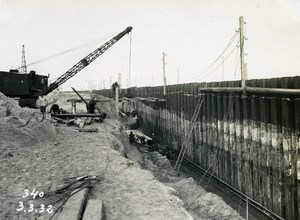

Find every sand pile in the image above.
[148,151,173,170]
[24,120,58,143]
[170,178,243,220]
[96,100,116,118]
[0,123,38,150]
[0,92,38,120]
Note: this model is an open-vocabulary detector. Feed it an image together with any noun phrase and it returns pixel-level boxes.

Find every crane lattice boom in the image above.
[43,26,132,95]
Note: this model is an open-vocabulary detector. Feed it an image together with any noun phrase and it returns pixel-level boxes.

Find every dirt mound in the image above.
[0,124,38,149]
[149,151,173,170]
[0,92,38,120]
[25,120,58,143]
[170,178,243,220]
[95,100,116,118]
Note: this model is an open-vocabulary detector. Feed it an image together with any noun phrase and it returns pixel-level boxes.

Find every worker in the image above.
[39,96,48,120]
[146,133,157,150]
[129,131,135,144]
[87,96,97,113]
[50,104,60,114]
[112,81,119,95]
[139,135,146,145]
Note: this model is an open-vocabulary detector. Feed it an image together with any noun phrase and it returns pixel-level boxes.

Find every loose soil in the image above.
[0,92,243,220]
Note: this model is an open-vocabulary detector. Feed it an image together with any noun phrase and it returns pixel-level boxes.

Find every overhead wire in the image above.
[204,29,239,71]
[234,50,240,79]
[193,41,239,82]
[180,29,239,82]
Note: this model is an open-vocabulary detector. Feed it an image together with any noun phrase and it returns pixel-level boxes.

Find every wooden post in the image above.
[115,86,119,119]
[162,52,167,97]
[239,16,248,89]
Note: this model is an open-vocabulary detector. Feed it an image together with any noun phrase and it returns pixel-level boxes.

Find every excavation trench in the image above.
[1,92,245,220]
[131,138,270,220]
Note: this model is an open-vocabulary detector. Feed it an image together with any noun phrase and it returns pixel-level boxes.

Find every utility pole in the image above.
[239,16,248,88]
[177,68,179,84]
[118,73,122,91]
[20,45,27,74]
[162,52,167,96]
[128,31,132,88]
[115,85,119,120]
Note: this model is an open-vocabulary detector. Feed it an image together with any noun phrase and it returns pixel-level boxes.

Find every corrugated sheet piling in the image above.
[96,76,300,220]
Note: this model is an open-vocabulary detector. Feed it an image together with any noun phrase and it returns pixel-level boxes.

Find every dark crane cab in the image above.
[0,69,48,107]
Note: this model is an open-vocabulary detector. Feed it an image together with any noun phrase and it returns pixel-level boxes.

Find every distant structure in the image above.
[20,45,27,74]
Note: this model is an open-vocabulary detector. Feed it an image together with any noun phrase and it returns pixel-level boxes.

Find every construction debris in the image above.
[77,128,99,133]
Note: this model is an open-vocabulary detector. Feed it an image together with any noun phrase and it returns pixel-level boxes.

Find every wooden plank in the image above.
[294,98,300,220]
[199,88,205,168]
[235,94,242,192]
[57,188,89,220]
[203,90,208,170]
[175,85,180,147]
[228,92,235,188]
[265,97,273,211]
[210,92,218,175]
[281,97,295,220]
[82,200,103,220]
[193,84,199,164]
[242,95,253,197]
[189,84,194,161]
[217,92,224,181]
[293,79,300,220]
[251,95,260,203]
[223,90,230,185]
[180,84,184,148]
[52,114,104,118]
[259,97,267,208]
[79,117,87,128]
[270,96,283,217]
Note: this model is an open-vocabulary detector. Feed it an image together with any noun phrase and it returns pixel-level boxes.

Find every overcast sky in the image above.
[0,0,300,90]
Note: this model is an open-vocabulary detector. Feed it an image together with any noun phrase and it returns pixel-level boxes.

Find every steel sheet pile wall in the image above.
[96,77,300,220]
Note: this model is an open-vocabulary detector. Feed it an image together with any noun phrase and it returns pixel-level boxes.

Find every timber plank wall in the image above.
[95,76,300,220]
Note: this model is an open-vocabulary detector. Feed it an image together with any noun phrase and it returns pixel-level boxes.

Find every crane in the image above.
[0,26,133,107]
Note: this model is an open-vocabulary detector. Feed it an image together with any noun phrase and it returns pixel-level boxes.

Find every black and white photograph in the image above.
[0,0,299,219]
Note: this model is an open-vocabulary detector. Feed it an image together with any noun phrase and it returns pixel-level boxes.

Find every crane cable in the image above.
[24,32,117,68]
